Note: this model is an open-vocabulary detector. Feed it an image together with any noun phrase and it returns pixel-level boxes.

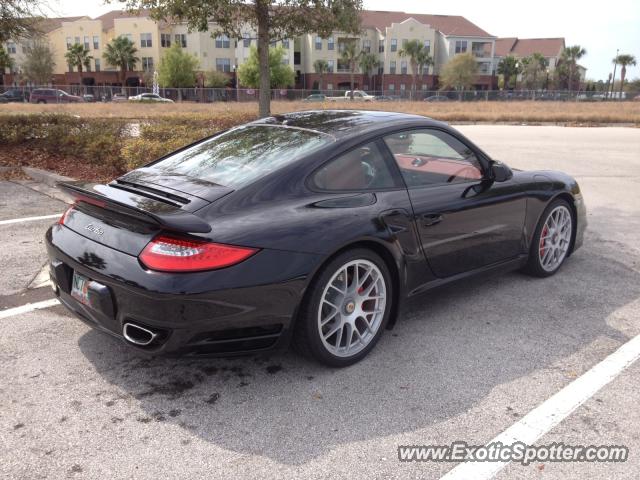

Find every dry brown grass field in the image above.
[1,100,639,124]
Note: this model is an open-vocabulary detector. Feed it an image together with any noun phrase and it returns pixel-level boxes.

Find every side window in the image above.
[383,129,483,187]
[312,141,396,191]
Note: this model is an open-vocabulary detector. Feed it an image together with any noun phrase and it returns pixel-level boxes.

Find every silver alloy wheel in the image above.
[317,259,387,358]
[539,205,573,272]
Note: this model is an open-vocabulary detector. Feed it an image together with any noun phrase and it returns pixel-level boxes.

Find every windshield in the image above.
[153,125,332,188]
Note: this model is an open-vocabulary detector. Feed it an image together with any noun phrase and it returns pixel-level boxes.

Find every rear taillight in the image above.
[139,235,258,272]
[58,205,74,225]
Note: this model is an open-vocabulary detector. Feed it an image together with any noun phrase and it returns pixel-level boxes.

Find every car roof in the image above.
[251,110,445,139]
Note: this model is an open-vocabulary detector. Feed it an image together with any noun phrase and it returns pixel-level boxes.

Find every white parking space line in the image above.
[0,299,60,319]
[441,333,640,480]
[0,214,61,226]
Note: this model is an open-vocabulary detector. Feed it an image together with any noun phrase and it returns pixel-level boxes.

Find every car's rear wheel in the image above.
[293,248,393,367]
[524,199,573,277]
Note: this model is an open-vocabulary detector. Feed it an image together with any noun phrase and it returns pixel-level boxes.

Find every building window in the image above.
[424,40,430,53]
[74,36,80,45]
[66,37,72,49]
[240,33,250,47]
[6,42,16,54]
[327,60,334,73]
[142,57,154,71]
[83,36,90,49]
[389,60,396,74]
[327,83,333,90]
[123,34,133,43]
[421,83,427,90]
[161,33,171,48]
[400,83,406,91]
[174,34,187,48]
[379,39,384,53]
[402,39,408,48]
[390,38,397,52]
[315,36,322,50]
[388,83,395,91]
[377,65,384,75]
[400,60,408,74]
[94,58,101,72]
[327,37,334,50]
[93,36,99,49]
[282,38,289,49]
[282,58,289,65]
[141,33,152,48]
[455,40,467,54]
[215,34,230,48]
[216,58,231,72]
[363,39,371,53]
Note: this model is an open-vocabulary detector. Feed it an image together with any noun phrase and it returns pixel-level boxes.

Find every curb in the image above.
[22,167,74,187]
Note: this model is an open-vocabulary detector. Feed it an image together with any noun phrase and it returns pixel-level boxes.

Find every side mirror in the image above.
[490,161,513,182]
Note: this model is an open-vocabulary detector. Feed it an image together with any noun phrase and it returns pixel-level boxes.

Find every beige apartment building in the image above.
[1,9,573,91]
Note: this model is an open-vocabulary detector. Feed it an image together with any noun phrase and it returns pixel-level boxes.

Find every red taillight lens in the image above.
[139,235,258,272]
[58,205,74,225]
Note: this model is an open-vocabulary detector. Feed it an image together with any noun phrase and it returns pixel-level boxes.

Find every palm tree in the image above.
[522,52,548,90]
[399,39,429,99]
[64,43,93,79]
[340,41,363,100]
[561,45,587,95]
[313,59,329,91]
[358,53,381,92]
[416,49,434,86]
[613,54,636,100]
[497,55,519,90]
[103,36,140,93]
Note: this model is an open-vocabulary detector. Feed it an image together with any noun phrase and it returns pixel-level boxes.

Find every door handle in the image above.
[422,213,443,227]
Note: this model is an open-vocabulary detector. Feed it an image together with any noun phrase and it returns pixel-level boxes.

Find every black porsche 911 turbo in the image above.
[47,110,586,367]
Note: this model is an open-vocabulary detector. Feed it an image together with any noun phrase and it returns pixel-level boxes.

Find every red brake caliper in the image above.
[539,225,548,257]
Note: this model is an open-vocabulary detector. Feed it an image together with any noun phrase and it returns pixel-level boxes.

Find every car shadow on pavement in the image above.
[78,231,640,465]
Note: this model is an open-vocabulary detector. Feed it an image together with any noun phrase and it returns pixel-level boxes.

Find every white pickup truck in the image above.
[327,90,375,102]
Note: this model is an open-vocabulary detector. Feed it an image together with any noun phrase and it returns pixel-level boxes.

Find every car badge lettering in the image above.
[85,223,104,236]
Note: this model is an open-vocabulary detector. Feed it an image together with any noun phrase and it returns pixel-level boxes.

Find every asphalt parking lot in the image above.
[1,125,640,479]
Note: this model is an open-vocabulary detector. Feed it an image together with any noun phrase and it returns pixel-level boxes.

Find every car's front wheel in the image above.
[524,199,574,277]
[294,248,393,367]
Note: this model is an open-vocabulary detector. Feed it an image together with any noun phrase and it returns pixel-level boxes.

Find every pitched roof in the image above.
[38,16,87,33]
[496,37,565,58]
[360,10,493,37]
[95,9,156,31]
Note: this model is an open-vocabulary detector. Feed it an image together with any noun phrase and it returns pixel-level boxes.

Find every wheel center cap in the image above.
[345,301,356,314]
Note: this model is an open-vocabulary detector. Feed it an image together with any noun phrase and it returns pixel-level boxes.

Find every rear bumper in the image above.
[46,224,322,356]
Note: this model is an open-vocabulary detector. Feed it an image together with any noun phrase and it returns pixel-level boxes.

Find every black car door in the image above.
[382,128,526,278]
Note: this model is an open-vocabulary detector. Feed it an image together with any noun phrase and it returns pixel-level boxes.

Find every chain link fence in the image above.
[0,85,634,103]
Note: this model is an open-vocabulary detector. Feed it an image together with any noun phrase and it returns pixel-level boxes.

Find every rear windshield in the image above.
[153,125,331,188]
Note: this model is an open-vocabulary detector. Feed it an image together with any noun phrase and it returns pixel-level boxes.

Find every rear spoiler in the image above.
[58,181,212,234]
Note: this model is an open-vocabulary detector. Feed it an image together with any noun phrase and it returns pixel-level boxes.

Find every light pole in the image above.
[233,64,239,102]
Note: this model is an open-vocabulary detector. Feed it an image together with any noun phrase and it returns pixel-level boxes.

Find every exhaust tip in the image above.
[123,323,158,347]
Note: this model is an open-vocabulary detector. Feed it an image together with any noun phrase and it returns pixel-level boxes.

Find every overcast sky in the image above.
[49,0,640,81]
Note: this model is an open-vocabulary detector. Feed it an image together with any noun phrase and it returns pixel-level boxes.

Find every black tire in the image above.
[293,248,394,367]
[523,198,574,278]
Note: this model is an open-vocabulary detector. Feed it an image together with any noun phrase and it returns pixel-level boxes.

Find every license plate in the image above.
[71,272,92,306]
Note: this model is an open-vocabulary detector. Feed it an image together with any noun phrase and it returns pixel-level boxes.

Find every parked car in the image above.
[375,95,400,102]
[29,89,83,104]
[633,94,640,102]
[128,93,174,103]
[82,94,96,103]
[48,110,586,367]
[327,90,375,102]
[303,94,327,102]
[111,93,128,103]
[424,95,450,102]
[0,89,28,103]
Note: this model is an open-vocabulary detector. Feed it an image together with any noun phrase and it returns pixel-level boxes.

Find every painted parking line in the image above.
[0,214,61,226]
[441,333,640,480]
[0,298,60,319]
